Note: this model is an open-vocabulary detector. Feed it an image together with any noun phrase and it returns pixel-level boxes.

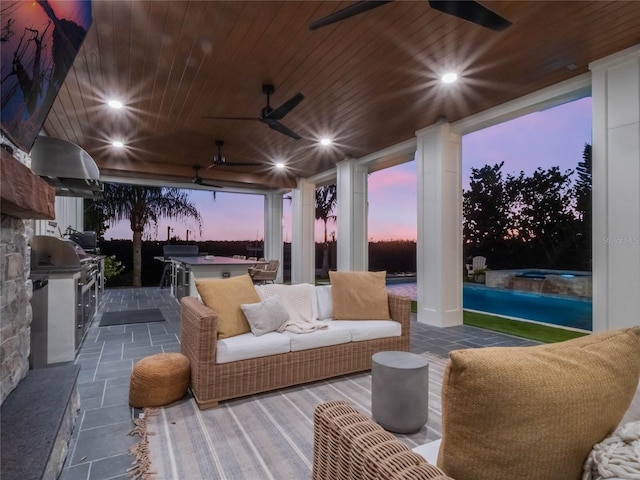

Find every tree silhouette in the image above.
[506,166,576,266]
[90,184,202,287]
[574,143,592,268]
[463,157,589,270]
[315,184,337,275]
[463,162,510,263]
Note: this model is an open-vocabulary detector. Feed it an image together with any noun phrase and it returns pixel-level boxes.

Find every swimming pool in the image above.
[385,281,592,331]
[463,284,592,331]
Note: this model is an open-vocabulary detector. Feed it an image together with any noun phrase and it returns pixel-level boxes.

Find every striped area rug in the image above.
[141,353,447,480]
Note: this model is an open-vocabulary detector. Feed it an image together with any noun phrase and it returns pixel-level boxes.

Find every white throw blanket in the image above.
[256,283,328,334]
[583,421,640,480]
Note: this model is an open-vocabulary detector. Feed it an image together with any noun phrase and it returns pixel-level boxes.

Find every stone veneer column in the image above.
[416,121,463,327]
[0,215,33,405]
[590,44,640,332]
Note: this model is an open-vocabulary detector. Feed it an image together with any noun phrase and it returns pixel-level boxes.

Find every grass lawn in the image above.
[410,301,588,344]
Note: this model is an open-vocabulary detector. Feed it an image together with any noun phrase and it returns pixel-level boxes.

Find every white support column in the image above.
[263,192,284,283]
[336,159,369,271]
[416,121,463,327]
[590,45,640,332]
[291,178,316,284]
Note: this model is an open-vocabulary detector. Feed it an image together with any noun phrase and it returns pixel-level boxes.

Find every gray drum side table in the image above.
[371,350,429,433]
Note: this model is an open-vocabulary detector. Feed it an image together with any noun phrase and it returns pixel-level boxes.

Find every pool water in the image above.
[463,284,592,330]
[385,282,592,331]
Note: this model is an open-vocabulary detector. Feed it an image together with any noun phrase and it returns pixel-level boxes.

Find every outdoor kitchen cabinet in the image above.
[46,270,82,364]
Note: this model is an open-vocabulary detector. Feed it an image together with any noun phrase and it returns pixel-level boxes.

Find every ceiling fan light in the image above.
[112,140,124,148]
[320,138,332,146]
[442,72,458,84]
[108,99,124,109]
[275,162,286,169]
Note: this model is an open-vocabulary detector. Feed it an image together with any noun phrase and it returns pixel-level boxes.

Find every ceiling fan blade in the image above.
[428,0,511,32]
[309,1,392,30]
[202,115,260,121]
[266,93,305,120]
[264,119,302,140]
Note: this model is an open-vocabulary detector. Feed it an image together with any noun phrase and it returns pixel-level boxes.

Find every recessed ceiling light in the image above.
[441,72,458,84]
[108,99,123,109]
[112,140,124,148]
[320,138,332,146]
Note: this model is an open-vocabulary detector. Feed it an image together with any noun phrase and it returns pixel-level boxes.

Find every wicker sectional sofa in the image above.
[180,282,411,410]
[313,400,452,480]
[313,328,640,480]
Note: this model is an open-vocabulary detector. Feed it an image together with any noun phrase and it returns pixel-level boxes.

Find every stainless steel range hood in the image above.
[30,136,103,198]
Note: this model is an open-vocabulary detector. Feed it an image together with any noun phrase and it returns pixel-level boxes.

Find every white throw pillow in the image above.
[240,296,289,336]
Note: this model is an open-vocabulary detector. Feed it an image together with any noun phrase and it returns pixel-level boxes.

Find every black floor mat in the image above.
[99,308,166,326]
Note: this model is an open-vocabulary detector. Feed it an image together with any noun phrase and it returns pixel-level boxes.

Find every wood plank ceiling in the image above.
[43,1,640,191]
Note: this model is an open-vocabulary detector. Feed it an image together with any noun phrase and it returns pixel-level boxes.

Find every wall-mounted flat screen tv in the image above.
[1,0,92,152]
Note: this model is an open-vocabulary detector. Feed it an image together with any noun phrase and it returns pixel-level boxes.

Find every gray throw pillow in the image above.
[241,296,290,336]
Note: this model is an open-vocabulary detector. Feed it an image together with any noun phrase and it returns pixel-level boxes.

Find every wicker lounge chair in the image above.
[248,259,279,284]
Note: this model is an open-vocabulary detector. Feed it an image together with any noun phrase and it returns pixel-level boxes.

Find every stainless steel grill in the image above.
[30,236,102,362]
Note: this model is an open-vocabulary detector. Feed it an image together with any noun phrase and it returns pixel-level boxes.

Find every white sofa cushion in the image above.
[283,324,351,352]
[412,439,441,465]
[315,285,333,320]
[216,331,290,364]
[328,320,401,341]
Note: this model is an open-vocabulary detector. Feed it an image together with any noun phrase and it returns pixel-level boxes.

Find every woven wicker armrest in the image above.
[313,401,452,480]
[387,293,411,337]
[180,296,218,367]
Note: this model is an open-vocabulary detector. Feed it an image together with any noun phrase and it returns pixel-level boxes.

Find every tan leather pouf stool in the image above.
[129,353,190,408]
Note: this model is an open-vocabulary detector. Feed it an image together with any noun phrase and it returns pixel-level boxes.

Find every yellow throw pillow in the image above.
[438,326,640,480]
[329,271,390,320]
[195,274,260,339]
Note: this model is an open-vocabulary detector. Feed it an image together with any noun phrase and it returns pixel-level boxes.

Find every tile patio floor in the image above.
[59,286,539,480]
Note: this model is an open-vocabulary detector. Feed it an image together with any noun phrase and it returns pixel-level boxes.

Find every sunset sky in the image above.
[104,97,592,243]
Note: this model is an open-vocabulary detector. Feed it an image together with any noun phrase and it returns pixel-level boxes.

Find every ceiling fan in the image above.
[203,84,304,140]
[308,1,512,32]
[205,140,262,169]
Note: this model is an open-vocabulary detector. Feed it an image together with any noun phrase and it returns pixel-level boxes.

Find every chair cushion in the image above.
[329,320,401,341]
[283,325,351,352]
[412,439,442,465]
[195,274,260,339]
[329,271,390,320]
[438,327,640,480]
[240,296,289,336]
[315,285,333,320]
[216,332,291,363]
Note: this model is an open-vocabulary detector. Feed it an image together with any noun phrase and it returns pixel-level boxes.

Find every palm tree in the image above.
[315,185,337,275]
[92,183,202,287]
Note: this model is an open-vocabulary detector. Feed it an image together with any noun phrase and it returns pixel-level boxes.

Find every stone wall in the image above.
[0,215,33,405]
[486,269,593,298]
[0,135,35,406]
